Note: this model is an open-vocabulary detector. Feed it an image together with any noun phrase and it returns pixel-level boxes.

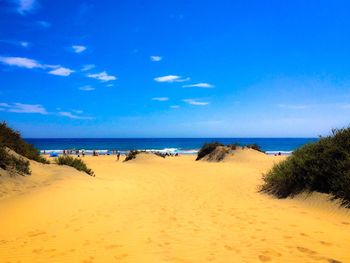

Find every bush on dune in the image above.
[196,142,263,161]
[261,127,350,207]
[55,155,95,176]
[245,143,264,153]
[0,122,49,164]
[124,150,140,162]
[0,147,31,175]
[196,142,224,160]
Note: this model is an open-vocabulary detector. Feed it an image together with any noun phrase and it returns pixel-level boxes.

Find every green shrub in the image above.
[261,127,350,207]
[246,143,264,153]
[0,122,49,164]
[55,155,95,176]
[196,142,224,161]
[124,150,140,162]
[0,147,31,175]
[227,143,239,150]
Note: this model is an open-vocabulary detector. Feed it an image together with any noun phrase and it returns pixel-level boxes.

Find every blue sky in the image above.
[1,0,350,137]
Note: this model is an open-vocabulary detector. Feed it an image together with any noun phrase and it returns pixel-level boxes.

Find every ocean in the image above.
[25,138,318,155]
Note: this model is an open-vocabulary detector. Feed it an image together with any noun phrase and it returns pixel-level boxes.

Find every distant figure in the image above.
[278,152,281,156]
[82,150,85,157]
[117,152,120,161]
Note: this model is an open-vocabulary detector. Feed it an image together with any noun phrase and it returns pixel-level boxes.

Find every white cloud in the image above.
[196,120,223,125]
[0,56,75,77]
[72,45,87,53]
[81,64,95,71]
[16,0,37,15]
[182,83,214,88]
[87,71,117,82]
[0,40,30,48]
[150,55,162,62]
[58,111,93,120]
[277,104,310,110]
[79,85,95,91]
[340,104,350,109]
[152,97,169,101]
[183,99,209,106]
[170,105,180,109]
[0,102,47,114]
[48,67,74,76]
[20,41,29,47]
[154,75,190,83]
[36,20,51,28]
[0,56,43,69]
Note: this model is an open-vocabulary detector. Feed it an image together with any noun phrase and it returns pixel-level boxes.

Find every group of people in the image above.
[63,149,85,157]
[46,149,179,160]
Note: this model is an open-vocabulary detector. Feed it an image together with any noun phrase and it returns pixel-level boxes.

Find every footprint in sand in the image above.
[28,231,46,237]
[105,244,122,249]
[258,255,271,262]
[320,241,333,246]
[114,253,128,260]
[296,246,318,256]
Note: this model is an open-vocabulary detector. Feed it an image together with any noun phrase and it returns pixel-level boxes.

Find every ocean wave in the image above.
[40,148,199,155]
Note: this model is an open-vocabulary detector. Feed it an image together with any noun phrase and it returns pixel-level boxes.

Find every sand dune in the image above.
[0,153,349,262]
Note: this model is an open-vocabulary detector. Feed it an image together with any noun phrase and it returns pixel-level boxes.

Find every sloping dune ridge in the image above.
[0,151,350,263]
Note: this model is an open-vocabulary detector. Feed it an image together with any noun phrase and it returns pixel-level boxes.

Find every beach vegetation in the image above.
[0,122,49,164]
[196,142,262,161]
[261,127,350,207]
[245,143,264,153]
[0,147,31,175]
[124,150,141,161]
[55,155,95,176]
[196,142,224,160]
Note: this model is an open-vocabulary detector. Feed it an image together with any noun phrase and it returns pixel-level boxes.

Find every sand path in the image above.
[0,154,349,262]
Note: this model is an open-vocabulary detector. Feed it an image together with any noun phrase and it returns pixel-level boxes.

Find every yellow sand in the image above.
[0,150,350,263]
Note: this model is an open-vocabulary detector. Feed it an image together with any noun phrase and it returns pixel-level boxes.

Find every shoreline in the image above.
[39,149,292,156]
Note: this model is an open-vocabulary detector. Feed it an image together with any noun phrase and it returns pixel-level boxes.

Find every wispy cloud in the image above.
[170,105,180,109]
[0,56,43,69]
[340,104,350,109]
[182,83,214,88]
[36,20,50,28]
[106,84,114,87]
[0,40,30,48]
[0,56,74,77]
[183,99,209,106]
[58,111,93,120]
[154,75,190,83]
[277,104,311,110]
[16,0,37,15]
[88,71,117,82]
[152,97,169,101]
[81,64,95,71]
[72,45,87,53]
[0,102,47,114]
[196,120,223,125]
[150,55,162,62]
[48,67,74,76]
[79,85,95,91]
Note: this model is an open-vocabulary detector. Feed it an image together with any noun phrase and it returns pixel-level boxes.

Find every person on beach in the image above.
[116,152,120,161]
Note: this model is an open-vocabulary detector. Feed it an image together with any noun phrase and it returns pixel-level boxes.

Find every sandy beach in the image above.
[0,150,349,263]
